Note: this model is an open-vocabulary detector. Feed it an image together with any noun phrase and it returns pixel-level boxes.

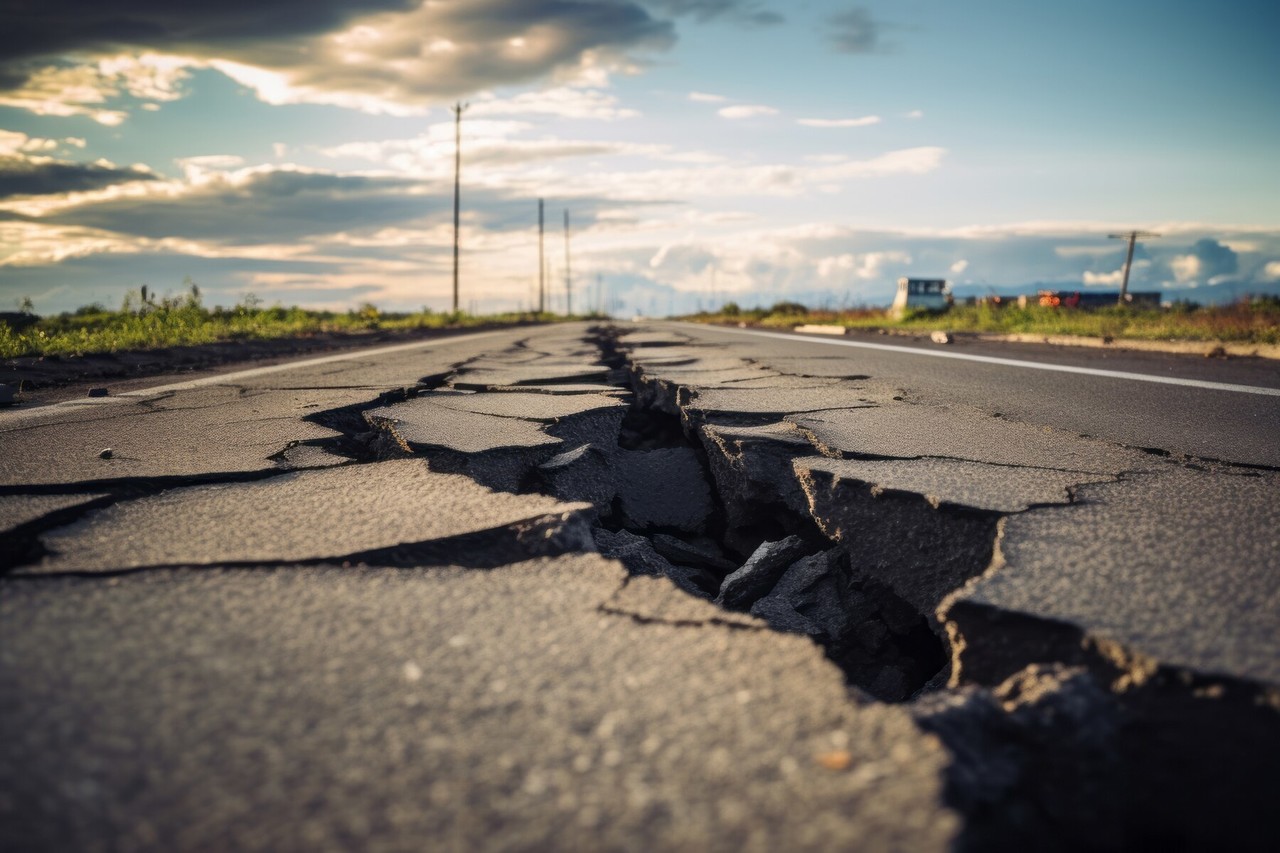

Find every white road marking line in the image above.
[686,324,1280,397]
[0,330,508,427]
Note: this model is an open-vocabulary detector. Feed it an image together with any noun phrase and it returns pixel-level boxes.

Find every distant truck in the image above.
[891,278,949,317]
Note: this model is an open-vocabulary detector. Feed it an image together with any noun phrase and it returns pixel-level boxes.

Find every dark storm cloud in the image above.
[0,157,157,199]
[1,1,676,105]
[826,7,884,53]
[643,1,783,26]
[0,1,419,61]
[44,170,436,244]
[38,166,657,246]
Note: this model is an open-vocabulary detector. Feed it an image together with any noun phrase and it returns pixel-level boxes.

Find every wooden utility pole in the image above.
[537,199,545,314]
[563,209,572,316]
[451,101,469,314]
[1107,230,1160,304]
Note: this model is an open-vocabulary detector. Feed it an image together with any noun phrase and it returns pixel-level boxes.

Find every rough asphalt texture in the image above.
[2,321,1278,850]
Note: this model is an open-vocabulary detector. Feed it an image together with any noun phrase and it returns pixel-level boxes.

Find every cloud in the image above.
[718,104,778,119]
[902,109,923,119]
[1082,269,1124,286]
[34,166,435,244]
[1169,239,1237,284]
[469,86,640,120]
[0,2,420,62]
[642,1,783,26]
[688,91,727,103]
[826,7,886,54]
[950,259,968,274]
[814,251,911,280]
[1263,261,1280,281]
[0,1,675,115]
[797,115,881,128]
[0,130,160,198]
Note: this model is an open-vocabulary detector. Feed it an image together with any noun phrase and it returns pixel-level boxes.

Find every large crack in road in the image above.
[2,322,1277,851]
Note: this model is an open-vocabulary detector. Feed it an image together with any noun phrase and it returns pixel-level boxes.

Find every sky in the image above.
[2,0,1279,315]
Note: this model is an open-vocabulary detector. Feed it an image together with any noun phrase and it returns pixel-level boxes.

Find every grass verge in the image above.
[2,291,589,359]
[686,299,1280,346]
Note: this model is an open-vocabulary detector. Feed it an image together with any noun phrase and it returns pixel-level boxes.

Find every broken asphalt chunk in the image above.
[592,528,717,598]
[364,398,561,454]
[717,535,810,611]
[789,404,1144,475]
[749,550,851,640]
[945,465,1280,688]
[796,456,1094,515]
[649,534,736,573]
[26,460,594,574]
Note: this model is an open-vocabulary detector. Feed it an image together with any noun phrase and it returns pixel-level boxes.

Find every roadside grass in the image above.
[1,289,585,359]
[689,299,1280,345]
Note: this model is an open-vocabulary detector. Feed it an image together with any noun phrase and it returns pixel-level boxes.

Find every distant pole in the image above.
[451,101,469,314]
[1107,230,1160,305]
[538,199,545,314]
[563,209,572,316]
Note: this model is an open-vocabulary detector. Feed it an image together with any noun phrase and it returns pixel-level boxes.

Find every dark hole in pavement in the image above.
[590,327,948,702]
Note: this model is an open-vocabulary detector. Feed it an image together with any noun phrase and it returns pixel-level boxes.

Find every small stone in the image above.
[815,750,853,771]
[98,448,114,459]
[930,331,952,345]
[87,387,109,397]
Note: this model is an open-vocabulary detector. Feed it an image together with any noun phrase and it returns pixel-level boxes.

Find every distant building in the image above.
[1037,290,1161,308]
[891,278,949,317]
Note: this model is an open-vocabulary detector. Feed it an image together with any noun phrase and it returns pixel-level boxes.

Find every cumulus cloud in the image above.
[688,91,727,102]
[1082,269,1124,286]
[798,115,880,128]
[815,251,911,280]
[826,7,886,54]
[718,104,778,119]
[0,1,675,115]
[950,259,969,274]
[1168,238,1238,284]
[1263,261,1280,281]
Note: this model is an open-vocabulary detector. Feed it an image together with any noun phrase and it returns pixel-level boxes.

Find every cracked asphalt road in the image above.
[2,321,1278,850]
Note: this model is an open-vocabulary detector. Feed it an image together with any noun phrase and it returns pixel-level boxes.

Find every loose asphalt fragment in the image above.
[717,535,811,611]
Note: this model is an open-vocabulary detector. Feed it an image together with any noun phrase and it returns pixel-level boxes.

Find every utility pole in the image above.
[563,209,572,316]
[451,101,469,314]
[1107,230,1160,305]
[537,199,545,314]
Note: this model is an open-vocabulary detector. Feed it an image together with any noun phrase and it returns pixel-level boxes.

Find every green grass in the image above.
[687,299,1280,346]
[1,289,587,359]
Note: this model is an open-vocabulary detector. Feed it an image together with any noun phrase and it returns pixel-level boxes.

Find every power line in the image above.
[1107,230,1161,304]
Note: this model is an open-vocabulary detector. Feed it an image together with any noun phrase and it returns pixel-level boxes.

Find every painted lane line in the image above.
[685,324,1280,398]
[0,330,509,428]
